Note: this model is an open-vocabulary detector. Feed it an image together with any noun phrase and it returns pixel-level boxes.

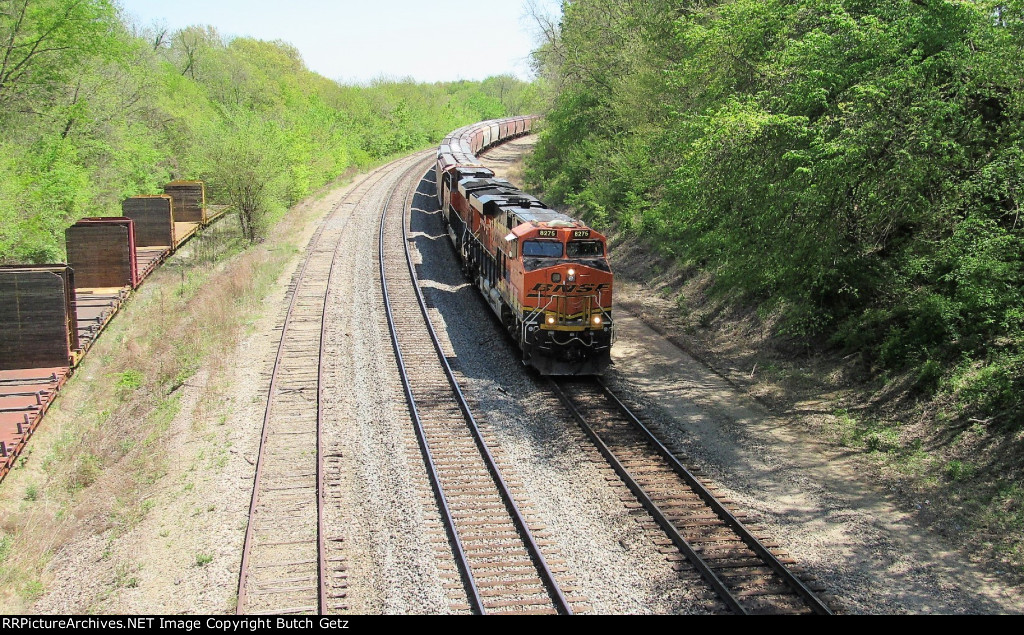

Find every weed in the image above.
[945,460,977,482]
[114,564,139,590]
[865,427,901,454]
[831,408,858,446]
[19,579,44,602]
[916,359,943,392]
[0,534,11,564]
[830,408,904,454]
[67,453,102,493]
[142,396,182,447]
[897,448,937,482]
[195,553,213,567]
[116,370,144,393]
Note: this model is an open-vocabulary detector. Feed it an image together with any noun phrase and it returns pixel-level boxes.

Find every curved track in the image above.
[380,162,574,615]
[550,377,833,615]
[236,153,429,615]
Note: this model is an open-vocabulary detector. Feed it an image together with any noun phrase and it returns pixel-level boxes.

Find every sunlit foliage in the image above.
[528,0,1024,423]
[0,0,541,255]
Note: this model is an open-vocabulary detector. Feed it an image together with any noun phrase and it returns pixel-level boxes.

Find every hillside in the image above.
[526,0,1024,570]
[0,0,540,261]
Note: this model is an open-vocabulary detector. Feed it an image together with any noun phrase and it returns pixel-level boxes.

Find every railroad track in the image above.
[236,154,428,615]
[380,161,574,615]
[550,377,832,615]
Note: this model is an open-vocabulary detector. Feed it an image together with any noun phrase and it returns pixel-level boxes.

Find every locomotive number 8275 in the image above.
[435,117,614,375]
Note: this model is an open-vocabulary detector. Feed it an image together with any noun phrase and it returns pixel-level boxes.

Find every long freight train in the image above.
[435,117,614,375]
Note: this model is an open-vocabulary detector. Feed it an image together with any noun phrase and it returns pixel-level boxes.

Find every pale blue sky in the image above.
[116,0,561,84]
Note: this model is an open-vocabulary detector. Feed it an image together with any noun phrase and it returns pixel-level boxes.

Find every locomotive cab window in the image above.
[567,240,604,258]
[523,240,563,258]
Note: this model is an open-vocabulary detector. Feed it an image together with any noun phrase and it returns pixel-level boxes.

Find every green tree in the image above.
[529,0,1024,422]
[0,0,116,116]
[207,109,288,243]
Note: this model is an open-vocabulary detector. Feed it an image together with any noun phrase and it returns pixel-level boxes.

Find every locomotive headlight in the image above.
[551,273,562,283]
[567,268,577,282]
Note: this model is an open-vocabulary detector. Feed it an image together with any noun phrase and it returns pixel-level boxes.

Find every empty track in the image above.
[551,377,832,615]
[236,153,429,615]
[380,161,574,615]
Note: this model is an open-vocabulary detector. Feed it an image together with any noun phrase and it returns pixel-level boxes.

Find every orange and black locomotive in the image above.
[435,117,614,375]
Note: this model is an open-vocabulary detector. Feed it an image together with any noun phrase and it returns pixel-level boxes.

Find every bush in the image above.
[528,0,1024,423]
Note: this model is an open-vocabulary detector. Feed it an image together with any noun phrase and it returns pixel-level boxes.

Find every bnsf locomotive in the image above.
[435,117,614,375]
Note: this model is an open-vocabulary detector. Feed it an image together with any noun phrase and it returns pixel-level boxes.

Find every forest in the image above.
[527,0,1024,429]
[0,0,538,257]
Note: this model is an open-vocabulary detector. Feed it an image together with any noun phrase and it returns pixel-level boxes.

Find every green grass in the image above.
[18,580,43,603]
[116,370,144,394]
[980,483,1024,561]
[830,409,906,455]
[945,460,978,482]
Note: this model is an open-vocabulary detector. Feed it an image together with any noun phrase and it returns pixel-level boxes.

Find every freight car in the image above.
[435,117,614,375]
[0,181,220,482]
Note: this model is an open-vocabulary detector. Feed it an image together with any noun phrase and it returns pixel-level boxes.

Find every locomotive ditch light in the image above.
[593,316,603,326]
[547,316,557,325]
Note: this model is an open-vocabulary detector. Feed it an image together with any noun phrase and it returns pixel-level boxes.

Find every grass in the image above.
[0,163,376,613]
[945,460,977,482]
[115,370,144,394]
[0,195,331,611]
[825,399,1024,574]
[830,408,906,455]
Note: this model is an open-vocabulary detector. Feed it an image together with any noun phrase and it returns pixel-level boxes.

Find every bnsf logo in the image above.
[530,283,610,294]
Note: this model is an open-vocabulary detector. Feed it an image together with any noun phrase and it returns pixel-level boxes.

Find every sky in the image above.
[116,0,562,84]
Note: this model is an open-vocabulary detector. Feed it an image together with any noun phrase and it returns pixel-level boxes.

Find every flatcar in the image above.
[435,117,614,375]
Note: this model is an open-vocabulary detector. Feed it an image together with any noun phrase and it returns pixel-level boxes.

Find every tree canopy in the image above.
[0,0,541,256]
[528,0,1024,424]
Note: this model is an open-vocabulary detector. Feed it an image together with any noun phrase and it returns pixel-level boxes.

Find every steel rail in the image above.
[399,165,573,616]
[379,157,485,614]
[314,162,392,614]
[594,378,832,615]
[237,161,397,615]
[551,377,833,615]
[549,378,746,615]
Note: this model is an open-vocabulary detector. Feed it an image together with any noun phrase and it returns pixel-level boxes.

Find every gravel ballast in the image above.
[472,136,1024,615]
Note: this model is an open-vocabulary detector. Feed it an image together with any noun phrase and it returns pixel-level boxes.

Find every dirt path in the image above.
[479,136,1024,614]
